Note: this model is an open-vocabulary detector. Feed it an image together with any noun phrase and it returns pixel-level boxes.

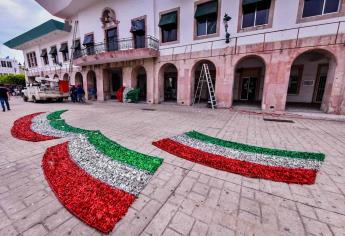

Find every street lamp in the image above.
[223,13,232,44]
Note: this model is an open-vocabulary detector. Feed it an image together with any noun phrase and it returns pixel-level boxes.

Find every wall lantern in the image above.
[223,13,232,44]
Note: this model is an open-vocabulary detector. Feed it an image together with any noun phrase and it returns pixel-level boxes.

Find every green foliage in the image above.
[0,74,26,86]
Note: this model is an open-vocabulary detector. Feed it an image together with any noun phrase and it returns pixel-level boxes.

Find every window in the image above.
[72,39,82,58]
[242,0,271,28]
[26,52,37,68]
[288,65,304,95]
[83,34,95,55]
[6,62,12,68]
[49,46,58,64]
[195,1,218,37]
[131,19,146,49]
[59,43,69,62]
[303,0,340,18]
[41,49,49,65]
[159,11,178,43]
[1,61,6,67]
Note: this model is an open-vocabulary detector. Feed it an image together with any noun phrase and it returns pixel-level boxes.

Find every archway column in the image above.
[322,54,345,114]
[145,61,154,104]
[81,71,89,100]
[123,67,132,88]
[214,57,230,108]
[180,60,195,106]
[95,67,105,101]
[262,52,291,112]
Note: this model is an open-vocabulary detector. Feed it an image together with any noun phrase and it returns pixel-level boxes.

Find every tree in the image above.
[0,74,26,86]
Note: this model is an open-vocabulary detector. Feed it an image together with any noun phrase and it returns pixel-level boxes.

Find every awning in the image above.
[83,34,94,45]
[59,43,68,52]
[159,11,177,27]
[49,47,57,55]
[40,50,47,57]
[131,19,145,32]
[242,0,267,6]
[195,1,217,18]
[71,40,80,49]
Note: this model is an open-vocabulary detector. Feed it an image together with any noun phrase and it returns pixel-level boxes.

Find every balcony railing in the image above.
[73,35,159,59]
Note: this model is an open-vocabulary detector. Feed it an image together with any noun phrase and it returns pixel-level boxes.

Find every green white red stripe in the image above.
[12,110,163,233]
[153,131,325,185]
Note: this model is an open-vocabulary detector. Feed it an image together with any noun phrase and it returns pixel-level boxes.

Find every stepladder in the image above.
[193,63,217,109]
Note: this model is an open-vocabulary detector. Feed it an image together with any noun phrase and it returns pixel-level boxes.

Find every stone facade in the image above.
[71,33,345,114]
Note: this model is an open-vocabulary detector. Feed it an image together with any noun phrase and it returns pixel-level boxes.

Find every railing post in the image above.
[335,21,341,45]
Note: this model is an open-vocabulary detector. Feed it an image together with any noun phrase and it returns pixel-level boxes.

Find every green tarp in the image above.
[59,43,68,52]
[159,11,177,27]
[40,50,47,57]
[194,1,217,18]
[49,47,57,55]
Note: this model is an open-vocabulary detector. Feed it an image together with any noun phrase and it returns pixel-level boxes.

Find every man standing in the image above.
[0,84,10,112]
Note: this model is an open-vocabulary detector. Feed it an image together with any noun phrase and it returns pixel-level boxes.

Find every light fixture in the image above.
[223,13,232,44]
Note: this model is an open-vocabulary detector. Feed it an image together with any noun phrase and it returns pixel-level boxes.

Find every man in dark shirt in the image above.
[0,84,10,112]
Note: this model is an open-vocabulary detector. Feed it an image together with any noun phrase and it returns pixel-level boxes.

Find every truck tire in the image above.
[32,96,37,103]
[57,98,63,102]
[23,96,28,102]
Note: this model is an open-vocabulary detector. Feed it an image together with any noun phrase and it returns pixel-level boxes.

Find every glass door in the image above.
[106,28,118,51]
[313,64,329,103]
[240,77,257,101]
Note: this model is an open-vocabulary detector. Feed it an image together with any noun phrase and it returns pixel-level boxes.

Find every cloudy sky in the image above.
[0,0,61,63]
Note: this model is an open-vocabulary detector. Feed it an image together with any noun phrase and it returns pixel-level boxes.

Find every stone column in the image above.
[215,56,231,108]
[122,67,132,88]
[262,52,291,112]
[95,67,105,101]
[82,70,89,100]
[145,60,155,104]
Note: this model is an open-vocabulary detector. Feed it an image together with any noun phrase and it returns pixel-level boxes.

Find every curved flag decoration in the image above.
[11,112,58,142]
[153,131,325,185]
[11,110,163,233]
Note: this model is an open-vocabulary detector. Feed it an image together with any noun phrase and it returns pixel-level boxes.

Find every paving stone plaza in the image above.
[1,98,345,236]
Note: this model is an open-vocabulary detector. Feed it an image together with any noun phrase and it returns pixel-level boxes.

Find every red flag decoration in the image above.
[153,131,325,185]
[11,110,163,233]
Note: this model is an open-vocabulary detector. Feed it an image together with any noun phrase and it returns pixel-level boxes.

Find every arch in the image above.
[101,7,116,26]
[158,63,178,102]
[285,48,337,112]
[75,72,83,87]
[87,70,97,100]
[63,73,69,81]
[191,60,216,106]
[232,55,266,109]
[132,66,147,102]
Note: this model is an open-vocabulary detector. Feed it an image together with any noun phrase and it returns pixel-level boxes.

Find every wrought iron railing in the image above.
[73,35,159,59]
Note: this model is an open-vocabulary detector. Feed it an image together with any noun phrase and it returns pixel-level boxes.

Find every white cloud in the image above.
[0,0,61,63]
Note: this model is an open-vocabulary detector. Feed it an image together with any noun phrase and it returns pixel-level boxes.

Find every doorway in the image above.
[110,69,122,99]
[233,56,265,109]
[285,50,335,112]
[313,64,328,103]
[106,28,118,51]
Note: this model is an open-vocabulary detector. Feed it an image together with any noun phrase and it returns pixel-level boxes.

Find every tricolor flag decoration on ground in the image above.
[11,110,163,233]
[153,131,325,185]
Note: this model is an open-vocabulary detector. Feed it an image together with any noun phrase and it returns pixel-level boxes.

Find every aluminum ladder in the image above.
[193,63,217,109]
[68,20,79,79]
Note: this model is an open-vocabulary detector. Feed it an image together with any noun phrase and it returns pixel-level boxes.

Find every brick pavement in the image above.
[0,97,345,236]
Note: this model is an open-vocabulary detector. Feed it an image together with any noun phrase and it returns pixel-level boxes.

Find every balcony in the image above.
[73,35,159,66]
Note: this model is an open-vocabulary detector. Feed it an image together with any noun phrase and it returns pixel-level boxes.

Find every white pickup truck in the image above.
[23,77,69,103]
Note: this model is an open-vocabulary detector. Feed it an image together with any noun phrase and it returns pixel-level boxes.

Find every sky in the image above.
[0,0,61,63]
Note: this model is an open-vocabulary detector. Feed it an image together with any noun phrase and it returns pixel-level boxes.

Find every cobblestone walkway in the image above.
[1,98,345,236]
